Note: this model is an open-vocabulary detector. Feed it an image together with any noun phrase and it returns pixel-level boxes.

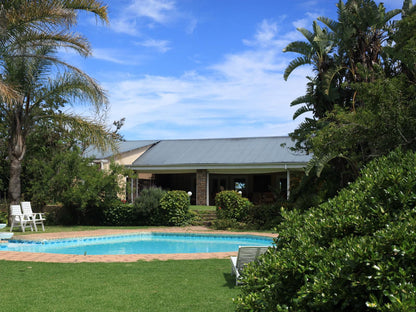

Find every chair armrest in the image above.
[33,213,46,220]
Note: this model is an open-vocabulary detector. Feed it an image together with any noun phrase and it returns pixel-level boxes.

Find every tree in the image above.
[283,21,339,152]
[0,1,117,204]
[284,0,407,198]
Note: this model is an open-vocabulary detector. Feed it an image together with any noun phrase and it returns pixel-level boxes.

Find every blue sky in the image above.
[69,0,404,140]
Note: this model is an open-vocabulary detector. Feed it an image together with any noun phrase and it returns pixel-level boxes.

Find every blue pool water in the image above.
[1,232,273,255]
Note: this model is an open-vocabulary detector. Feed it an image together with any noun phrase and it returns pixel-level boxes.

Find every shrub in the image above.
[160,190,191,226]
[133,187,166,225]
[246,203,284,230]
[103,201,135,226]
[215,190,252,222]
[25,149,127,225]
[212,218,246,230]
[236,148,416,311]
[0,211,7,224]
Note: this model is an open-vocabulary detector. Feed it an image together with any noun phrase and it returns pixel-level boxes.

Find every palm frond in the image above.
[290,94,313,107]
[11,30,91,57]
[284,56,311,80]
[322,65,345,95]
[305,152,339,177]
[47,113,117,153]
[293,105,313,120]
[35,71,107,111]
[283,41,311,55]
[317,16,339,33]
[63,0,109,24]
[296,27,315,44]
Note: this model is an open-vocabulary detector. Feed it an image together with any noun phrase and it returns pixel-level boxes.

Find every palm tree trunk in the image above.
[8,130,26,224]
[8,154,22,204]
[8,112,26,205]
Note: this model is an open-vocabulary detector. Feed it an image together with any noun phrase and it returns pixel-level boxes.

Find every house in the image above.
[85,136,311,206]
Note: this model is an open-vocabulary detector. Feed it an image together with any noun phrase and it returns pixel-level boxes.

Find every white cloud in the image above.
[243,19,280,48]
[135,39,171,53]
[101,17,314,140]
[111,18,139,36]
[111,0,177,35]
[92,48,131,64]
[127,0,176,24]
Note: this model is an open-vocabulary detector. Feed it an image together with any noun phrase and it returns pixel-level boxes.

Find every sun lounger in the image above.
[231,246,269,285]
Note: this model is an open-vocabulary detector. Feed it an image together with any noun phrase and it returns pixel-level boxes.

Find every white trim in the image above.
[128,163,307,174]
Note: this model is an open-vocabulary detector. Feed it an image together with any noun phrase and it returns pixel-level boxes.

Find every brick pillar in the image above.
[196,170,208,205]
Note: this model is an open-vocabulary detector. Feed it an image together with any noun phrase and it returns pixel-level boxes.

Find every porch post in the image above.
[286,170,290,200]
[196,169,208,206]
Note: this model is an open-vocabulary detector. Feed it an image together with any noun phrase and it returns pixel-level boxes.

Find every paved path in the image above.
[0,226,277,263]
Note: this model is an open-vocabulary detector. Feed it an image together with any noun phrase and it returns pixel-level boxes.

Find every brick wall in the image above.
[196,170,207,205]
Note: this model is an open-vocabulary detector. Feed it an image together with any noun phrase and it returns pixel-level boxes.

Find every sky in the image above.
[68,0,405,140]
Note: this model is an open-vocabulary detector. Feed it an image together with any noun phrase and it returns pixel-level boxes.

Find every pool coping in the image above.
[0,226,278,263]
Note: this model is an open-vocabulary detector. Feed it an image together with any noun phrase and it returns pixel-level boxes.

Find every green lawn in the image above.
[0,259,239,312]
[189,205,216,212]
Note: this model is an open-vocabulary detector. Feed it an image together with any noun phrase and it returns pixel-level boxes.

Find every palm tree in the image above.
[318,0,401,107]
[283,21,338,153]
[0,0,107,101]
[0,1,115,204]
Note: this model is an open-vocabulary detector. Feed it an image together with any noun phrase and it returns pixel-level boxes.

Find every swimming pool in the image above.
[1,232,273,255]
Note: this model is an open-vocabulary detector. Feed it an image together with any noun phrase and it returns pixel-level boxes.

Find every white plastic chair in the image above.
[231,246,269,285]
[20,201,46,232]
[9,204,33,232]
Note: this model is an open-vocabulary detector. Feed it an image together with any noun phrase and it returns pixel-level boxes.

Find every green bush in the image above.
[0,211,7,224]
[103,201,135,226]
[215,190,252,222]
[236,148,416,311]
[24,148,127,225]
[212,218,246,230]
[133,187,166,225]
[246,203,284,230]
[160,190,191,226]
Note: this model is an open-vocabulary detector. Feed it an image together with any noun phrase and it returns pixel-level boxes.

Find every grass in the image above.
[190,205,216,212]
[0,259,239,312]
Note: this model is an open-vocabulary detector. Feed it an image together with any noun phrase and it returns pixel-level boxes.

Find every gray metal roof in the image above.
[131,137,310,168]
[83,140,158,159]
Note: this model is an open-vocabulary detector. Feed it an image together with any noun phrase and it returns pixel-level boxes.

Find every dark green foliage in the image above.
[236,149,416,311]
[25,148,126,225]
[103,201,135,226]
[160,190,191,226]
[133,187,166,225]
[215,190,253,222]
[245,203,284,230]
[0,211,7,223]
